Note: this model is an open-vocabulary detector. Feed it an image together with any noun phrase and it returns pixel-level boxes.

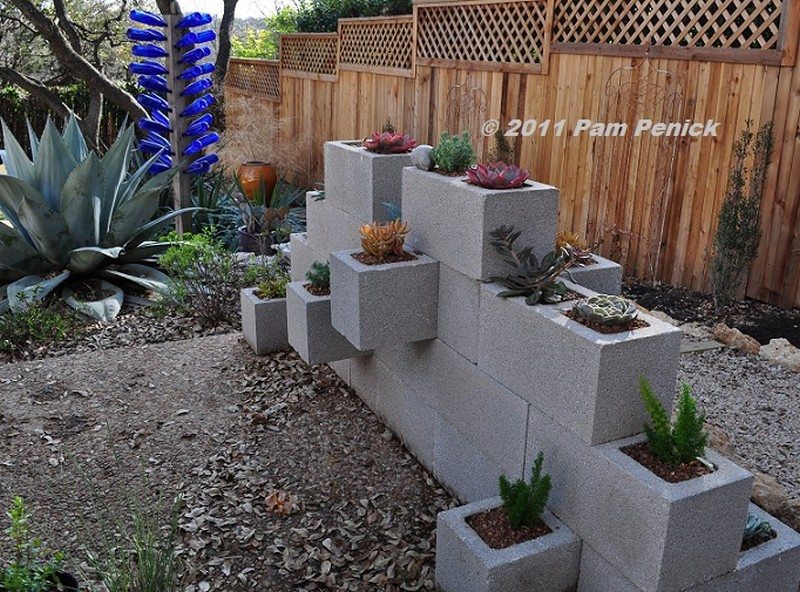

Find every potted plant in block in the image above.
[556,231,624,295]
[323,122,416,222]
[241,254,291,355]
[286,261,366,365]
[402,135,558,281]
[435,453,581,592]
[232,179,305,255]
[329,220,439,351]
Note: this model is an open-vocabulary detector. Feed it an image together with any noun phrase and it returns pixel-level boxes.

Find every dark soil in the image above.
[352,251,417,265]
[466,507,551,550]
[741,528,777,552]
[563,309,650,334]
[304,283,330,296]
[621,442,713,483]
[68,280,116,301]
[623,279,800,346]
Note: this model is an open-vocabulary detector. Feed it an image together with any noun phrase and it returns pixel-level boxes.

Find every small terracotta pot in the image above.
[237,161,277,202]
[238,226,275,255]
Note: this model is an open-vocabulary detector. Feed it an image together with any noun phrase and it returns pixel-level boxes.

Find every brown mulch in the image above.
[304,283,330,297]
[466,507,551,550]
[621,442,713,483]
[352,252,417,266]
[563,309,650,334]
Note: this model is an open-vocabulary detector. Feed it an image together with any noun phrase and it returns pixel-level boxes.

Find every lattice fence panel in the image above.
[416,0,550,70]
[280,33,338,80]
[226,59,281,101]
[553,0,783,49]
[339,17,414,75]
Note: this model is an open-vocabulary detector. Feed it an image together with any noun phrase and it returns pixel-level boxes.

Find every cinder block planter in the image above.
[324,141,412,222]
[436,496,582,592]
[479,281,682,445]
[329,249,439,350]
[240,288,288,355]
[305,191,364,254]
[401,167,558,281]
[563,255,623,295]
[286,281,367,365]
[289,232,325,282]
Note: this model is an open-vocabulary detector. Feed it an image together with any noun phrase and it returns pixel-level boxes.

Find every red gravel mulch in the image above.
[622,442,713,483]
[352,251,418,265]
[304,283,330,296]
[563,309,650,334]
[466,507,551,550]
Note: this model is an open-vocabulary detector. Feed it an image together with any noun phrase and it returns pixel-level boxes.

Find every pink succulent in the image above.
[363,131,417,154]
[466,161,530,189]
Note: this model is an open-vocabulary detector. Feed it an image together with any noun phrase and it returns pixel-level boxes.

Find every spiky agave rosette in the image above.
[572,294,638,326]
[0,115,194,321]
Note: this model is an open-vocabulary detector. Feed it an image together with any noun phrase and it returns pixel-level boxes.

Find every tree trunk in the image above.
[214,0,238,87]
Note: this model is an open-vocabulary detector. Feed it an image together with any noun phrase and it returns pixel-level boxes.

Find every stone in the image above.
[562,255,623,295]
[329,249,439,350]
[759,338,800,371]
[646,309,681,326]
[751,471,791,517]
[436,497,582,592]
[411,144,434,171]
[712,323,761,354]
[240,288,289,355]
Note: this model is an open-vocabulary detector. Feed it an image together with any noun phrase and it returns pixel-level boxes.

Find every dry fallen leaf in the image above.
[266,489,295,515]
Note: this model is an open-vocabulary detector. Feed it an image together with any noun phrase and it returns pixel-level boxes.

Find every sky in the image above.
[181,0,277,19]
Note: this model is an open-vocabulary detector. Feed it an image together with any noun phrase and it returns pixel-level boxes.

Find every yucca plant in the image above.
[0,115,191,321]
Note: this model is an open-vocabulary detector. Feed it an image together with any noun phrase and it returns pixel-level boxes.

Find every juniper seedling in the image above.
[498,452,552,530]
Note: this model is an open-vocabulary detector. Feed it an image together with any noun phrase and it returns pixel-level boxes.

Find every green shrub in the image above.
[498,452,551,530]
[430,132,476,174]
[0,300,78,355]
[487,128,515,165]
[641,377,708,466]
[305,261,330,293]
[252,254,291,300]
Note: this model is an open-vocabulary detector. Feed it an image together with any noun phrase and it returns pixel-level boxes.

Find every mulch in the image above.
[563,309,650,334]
[305,283,330,297]
[352,252,417,266]
[466,507,551,550]
[621,442,713,483]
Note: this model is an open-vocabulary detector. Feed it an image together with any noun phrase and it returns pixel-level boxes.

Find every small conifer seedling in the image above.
[305,261,331,295]
[498,452,552,530]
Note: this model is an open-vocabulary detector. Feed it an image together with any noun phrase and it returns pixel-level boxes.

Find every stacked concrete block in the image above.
[324,141,412,222]
[240,288,289,354]
[305,190,364,254]
[563,255,623,295]
[289,232,324,282]
[401,167,559,281]
[329,249,439,350]
[479,281,683,445]
[436,497,582,592]
[436,263,482,363]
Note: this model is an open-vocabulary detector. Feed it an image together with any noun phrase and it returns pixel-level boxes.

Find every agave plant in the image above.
[572,294,638,326]
[0,115,190,321]
[466,161,530,189]
[363,132,417,154]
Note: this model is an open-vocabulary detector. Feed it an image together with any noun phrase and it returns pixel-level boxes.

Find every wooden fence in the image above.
[224,0,800,308]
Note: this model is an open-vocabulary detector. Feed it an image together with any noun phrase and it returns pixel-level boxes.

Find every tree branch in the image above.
[0,66,72,119]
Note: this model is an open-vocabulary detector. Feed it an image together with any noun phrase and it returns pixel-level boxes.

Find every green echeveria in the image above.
[572,294,638,326]
[0,115,189,321]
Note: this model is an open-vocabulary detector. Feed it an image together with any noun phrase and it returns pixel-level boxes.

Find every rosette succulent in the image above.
[572,294,638,326]
[363,132,417,154]
[359,220,410,261]
[466,161,530,189]
[0,115,191,321]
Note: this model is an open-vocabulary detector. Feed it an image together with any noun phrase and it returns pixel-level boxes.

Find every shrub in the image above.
[305,261,330,294]
[0,300,78,356]
[430,132,476,173]
[498,452,551,530]
[252,254,291,300]
[640,378,708,466]
[711,121,773,313]
[487,128,515,165]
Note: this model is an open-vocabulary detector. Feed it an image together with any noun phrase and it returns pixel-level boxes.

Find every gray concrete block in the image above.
[401,167,558,281]
[329,249,439,350]
[437,263,481,363]
[289,232,325,283]
[327,359,351,386]
[563,254,623,295]
[436,496,582,592]
[286,281,368,365]
[240,288,289,355]
[324,141,412,222]
[479,281,683,445]
[305,191,364,255]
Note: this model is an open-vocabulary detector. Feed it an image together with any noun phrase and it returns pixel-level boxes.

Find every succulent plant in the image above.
[488,225,577,305]
[363,132,417,154]
[430,131,476,173]
[466,161,530,189]
[305,260,330,294]
[743,513,775,547]
[0,115,190,322]
[572,294,638,326]
[359,220,410,261]
[556,230,593,266]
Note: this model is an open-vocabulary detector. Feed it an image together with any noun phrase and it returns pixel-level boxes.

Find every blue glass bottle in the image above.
[130,9,167,27]
[137,93,171,113]
[132,44,169,58]
[178,46,211,64]
[150,109,171,128]
[130,61,168,75]
[180,94,215,117]
[181,77,212,97]
[183,113,214,137]
[186,153,219,175]
[139,139,173,155]
[178,62,215,80]
[149,161,172,174]
[146,131,171,148]
[175,29,216,48]
[137,75,170,93]
[183,132,219,156]
[138,117,171,135]
[176,12,213,29]
[127,28,167,42]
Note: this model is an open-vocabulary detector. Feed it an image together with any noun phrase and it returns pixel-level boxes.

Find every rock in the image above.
[410,144,434,171]
[712,323,760,354]
[782,498,800,531]
[705,423,734,456]
[647,310,680,326]
[759,338,800,371]
[679,322,714,340]
[751,471,790,517]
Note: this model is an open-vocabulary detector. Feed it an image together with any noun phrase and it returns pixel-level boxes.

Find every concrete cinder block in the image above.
[330,249,439,350]
[437,263,481,363]
[289,232,326,283]
[479,281,683,445]
[401,167,558,281]
[305,191,364,255]
[240,288,289,355]
[327,359,351,386]
[324,141,412,222]
[563,254,623,295]
[436,496,582,592]
[286,281,368,365]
